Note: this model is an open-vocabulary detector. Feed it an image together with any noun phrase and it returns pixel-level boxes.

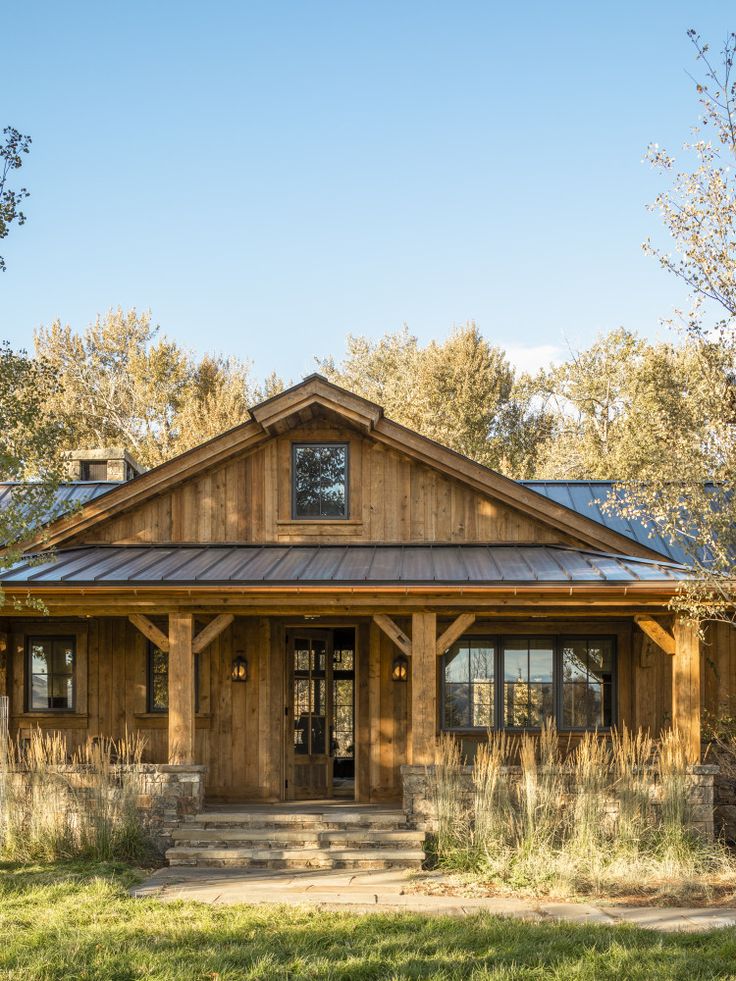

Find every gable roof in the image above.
[18,375,668,559]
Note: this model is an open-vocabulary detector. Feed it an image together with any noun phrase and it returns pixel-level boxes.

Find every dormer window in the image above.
[292,443,349,519]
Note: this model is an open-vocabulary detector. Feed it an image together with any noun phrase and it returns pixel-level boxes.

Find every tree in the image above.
[34,308,283,468]
[614,31,736,621]
[0,127,31,273]
[528,329,732,485]
[318,323,549,477]
[0,344,70,590]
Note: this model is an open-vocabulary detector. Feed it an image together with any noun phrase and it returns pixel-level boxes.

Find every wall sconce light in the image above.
[231,653,248,682]
[392,653,408,682]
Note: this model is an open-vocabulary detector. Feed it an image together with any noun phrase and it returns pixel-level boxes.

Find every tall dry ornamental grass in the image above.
[0,728,150,862]
[427,723,736,900]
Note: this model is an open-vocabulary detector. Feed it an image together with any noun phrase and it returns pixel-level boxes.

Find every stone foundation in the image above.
[3,763,205,855]
[401,763,717,839]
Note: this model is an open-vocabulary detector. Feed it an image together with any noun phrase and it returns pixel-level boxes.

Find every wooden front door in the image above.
[286,629,334,799]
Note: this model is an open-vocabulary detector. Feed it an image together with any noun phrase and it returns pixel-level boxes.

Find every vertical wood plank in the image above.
[168,614,195,764]
[672,617,701,763]
[410,612,437,765]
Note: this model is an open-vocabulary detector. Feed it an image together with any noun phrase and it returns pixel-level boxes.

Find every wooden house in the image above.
[0,375,725,807]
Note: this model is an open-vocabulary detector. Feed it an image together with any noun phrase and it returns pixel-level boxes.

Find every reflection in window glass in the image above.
[293,444,348,518]
[442,641,495,729]
[28,636,76,711]
[561,638,614,729]
[502,639,554,728]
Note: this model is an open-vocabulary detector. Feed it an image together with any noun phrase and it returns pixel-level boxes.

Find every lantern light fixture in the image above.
[231,653,248,683]
[392,653,409,683]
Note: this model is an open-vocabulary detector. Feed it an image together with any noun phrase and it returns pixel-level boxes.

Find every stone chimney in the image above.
[64,447,144,482]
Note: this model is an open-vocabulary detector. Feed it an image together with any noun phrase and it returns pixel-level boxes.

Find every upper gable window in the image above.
[292,443,349,519]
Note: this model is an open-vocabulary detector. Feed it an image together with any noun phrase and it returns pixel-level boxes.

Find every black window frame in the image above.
[291,442,349,520]
[440,634,617,734]
[439,638,498,733]
[26,635,77,712]
[146,642,201,714]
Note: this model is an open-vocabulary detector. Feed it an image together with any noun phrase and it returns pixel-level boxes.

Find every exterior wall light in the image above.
[392,653,408,682]
[231,654,248,682]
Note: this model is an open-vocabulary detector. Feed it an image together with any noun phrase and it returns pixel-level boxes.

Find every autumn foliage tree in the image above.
[34,309,284,469]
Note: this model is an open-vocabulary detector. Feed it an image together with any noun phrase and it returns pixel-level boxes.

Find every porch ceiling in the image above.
[0,543,688,587]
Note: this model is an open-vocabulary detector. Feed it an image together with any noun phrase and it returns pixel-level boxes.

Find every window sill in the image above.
[276,518,363,526]
[14,713,89,730]
[133,713,212,730]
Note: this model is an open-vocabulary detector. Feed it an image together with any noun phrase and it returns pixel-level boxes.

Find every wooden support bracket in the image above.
[634,615,676,656]
[372,614,412,657]
[129,614,169,652]
[192,614,235,654]
[436,613,476,656]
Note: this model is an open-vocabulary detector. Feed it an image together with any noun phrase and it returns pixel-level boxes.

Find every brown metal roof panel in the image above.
[231,547,296,581]
[430,547,469,582]
[513,547,570,581]
[400,546,435,582]
[297,547,349,581]
[368,547,404,581]
[453,546,501,581]
[546,549,605,580]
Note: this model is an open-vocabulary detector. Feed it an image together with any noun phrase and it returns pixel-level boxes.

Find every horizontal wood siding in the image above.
[73,423,581,547]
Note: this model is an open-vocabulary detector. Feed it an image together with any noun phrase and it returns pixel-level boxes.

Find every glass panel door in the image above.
[287,631,333,799]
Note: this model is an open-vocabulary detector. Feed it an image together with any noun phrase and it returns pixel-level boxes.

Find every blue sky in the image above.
[1,2,732,380]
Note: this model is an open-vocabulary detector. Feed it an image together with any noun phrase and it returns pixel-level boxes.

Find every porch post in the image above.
[411,612,437,766]
[672,616,701,763]
[168,613,195,765]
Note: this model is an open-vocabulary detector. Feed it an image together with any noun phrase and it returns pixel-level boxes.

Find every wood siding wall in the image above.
[72,424,580,547]
[4,615,735,801]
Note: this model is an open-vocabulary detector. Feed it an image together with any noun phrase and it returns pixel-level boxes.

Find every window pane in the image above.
[561,640,588,682]
[504,683,530,727]
[560,638,615,730]
[31,674,49,709]
[529,641,553,683]
[468,643,494,682]
[294,444,347,518]
[471,682,494,727]
[445,648,470,684]
[31,642,50,675]
[444,683,470,728]
[503,645,527,682]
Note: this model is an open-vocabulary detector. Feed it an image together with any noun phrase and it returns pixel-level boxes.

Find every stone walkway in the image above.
[132,867,736,933]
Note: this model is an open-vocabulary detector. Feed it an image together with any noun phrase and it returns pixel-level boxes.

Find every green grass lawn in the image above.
[1,863,736,981]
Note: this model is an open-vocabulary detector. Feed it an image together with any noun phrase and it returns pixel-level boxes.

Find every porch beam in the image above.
[634,615,675,655]
[672,616,701,763]
[192,613,234,654]
[168,613,195,765]
[436,613,476,657]
[372,614,412,657]
[411,612,438,765]
[128,614,169,652]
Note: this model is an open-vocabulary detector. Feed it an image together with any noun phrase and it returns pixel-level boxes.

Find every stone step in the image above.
[171,828,425,847]
[165,845,425,870]
[184,814,408,832]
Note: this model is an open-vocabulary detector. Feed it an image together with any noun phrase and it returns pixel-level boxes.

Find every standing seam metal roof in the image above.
[0,543,687,586]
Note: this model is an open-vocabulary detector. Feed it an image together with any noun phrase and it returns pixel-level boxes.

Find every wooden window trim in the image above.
[291,442,350,520]
[12,622,88,719]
